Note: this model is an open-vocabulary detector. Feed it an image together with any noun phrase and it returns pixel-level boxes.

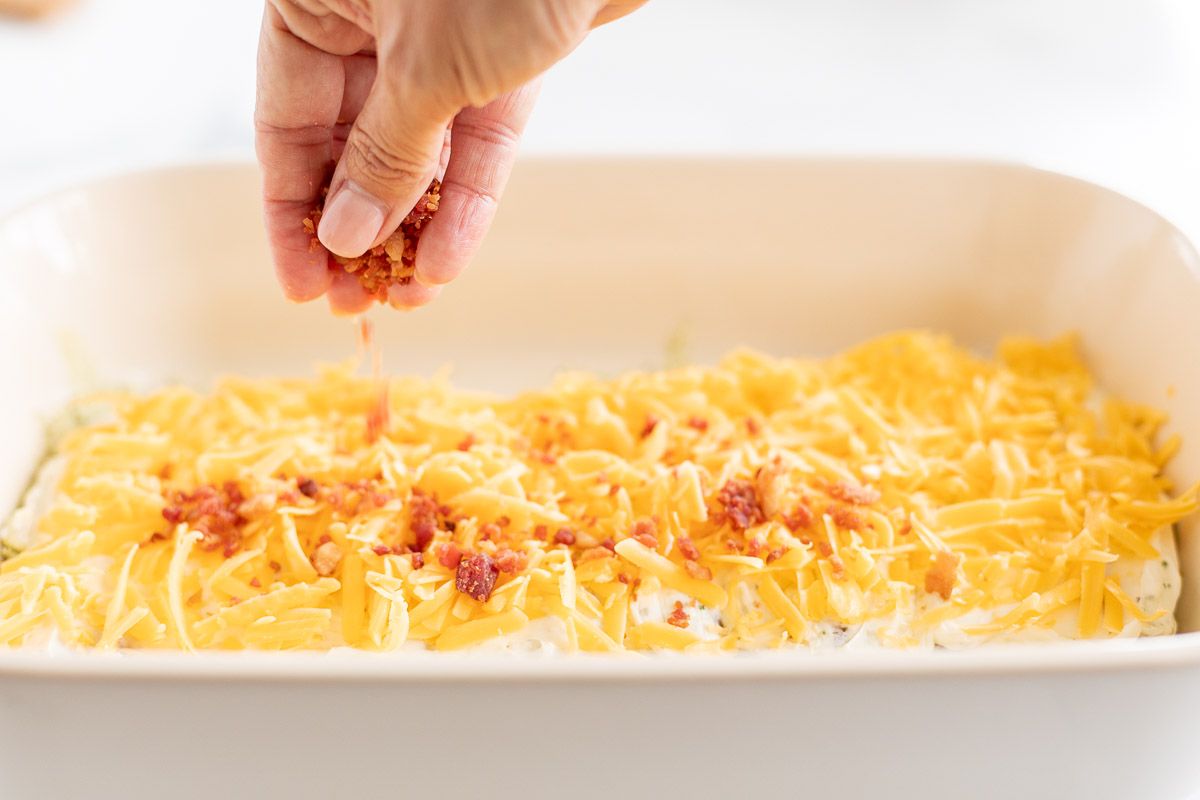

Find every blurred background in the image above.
[2,0,1199,241]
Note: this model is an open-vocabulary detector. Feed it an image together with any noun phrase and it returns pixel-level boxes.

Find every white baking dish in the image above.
[0,159,1197,800]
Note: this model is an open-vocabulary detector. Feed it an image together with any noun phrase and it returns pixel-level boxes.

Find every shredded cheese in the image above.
[0,332,1193,652]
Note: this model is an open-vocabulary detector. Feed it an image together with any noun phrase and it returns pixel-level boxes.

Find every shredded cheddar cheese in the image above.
[0,332,1194,652]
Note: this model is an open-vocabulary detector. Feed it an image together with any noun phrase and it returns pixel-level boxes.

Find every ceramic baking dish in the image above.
[0,159,1197,800]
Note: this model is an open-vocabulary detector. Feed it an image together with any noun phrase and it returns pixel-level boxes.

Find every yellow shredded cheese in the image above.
[0,332,1193,652]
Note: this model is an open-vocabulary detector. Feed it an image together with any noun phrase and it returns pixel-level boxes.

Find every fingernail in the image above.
[317,182,386,258]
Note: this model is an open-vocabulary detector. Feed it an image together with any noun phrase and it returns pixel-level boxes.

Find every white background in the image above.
[2,0,1199,240]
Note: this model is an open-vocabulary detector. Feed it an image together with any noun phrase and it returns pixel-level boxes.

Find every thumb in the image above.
[317,81,449,259]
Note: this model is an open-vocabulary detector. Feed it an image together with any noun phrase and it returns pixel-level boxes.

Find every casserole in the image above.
[0,159,1196,799]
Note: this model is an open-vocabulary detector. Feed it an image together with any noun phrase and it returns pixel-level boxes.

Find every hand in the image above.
[256,0,644,314]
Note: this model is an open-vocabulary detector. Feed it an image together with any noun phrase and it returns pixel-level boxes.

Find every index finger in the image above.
[254,4,343,302]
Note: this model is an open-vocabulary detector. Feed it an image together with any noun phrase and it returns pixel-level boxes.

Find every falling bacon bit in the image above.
[437,543,463,569]
[455,553,499,602]
[249,577,261,588]
[828,505,864,531]
[715,479,765,531]
[686,416,709,432]
[533,525,548,541]
[306,178,441,296]
[372,544,393,556]
[640,415,660,439]
[494,548,528,574]
[766,547,787,564]
[553,528,576,546]
[827,481,881,506]
[411,552,425,570]
[409,491,440,551]
[480,523,501,541]
[925,551,960,600]
[683,560,712,581]
[783,502,814,532]
[745,417,762,436]
[677,537,700,561]
[456,434,476,452]
[366,384,390,443]
[297,477,320,498]
[667,601,690,628]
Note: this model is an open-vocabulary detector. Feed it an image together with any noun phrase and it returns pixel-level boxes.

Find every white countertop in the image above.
[3,0,1199,242]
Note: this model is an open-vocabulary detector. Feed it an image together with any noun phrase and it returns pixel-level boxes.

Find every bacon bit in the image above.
[269,560,282,572]
[724,538,740,552]
[229,596,242,605]
[312,541,343,577]
[640,415,660,439]
[365,384,390,443]
[608,483,621,497]
[828,505,864,531]
[600,537,616,552]
[158,463,174,480]
[279,489,301,505]
[456,434,475,452]
[494,548,528,574]
[630,518,658,549]
[898,520,913,537]
[667,601,690,628]
[534,450,557,465]
[686,416,709,432]
[766,547,787,563]
[745,537,766,558]
[553,528,576,546]
[145,532,168,545]
[683,560,712,581]
[455,553,499,602]
[783,502,814,531]
[409,491,440,551]
[816,541,834,558]
[578,546,613,563]
[745,417,762,436]
[533,525,548,541]
[925,551,960,600]
[480,522,501,541]
[677,537,700,561]
[829,553,847,580]
[249,577,261,588]
[411,552,425,570]
[306,178,441,296]
[297,477,319,498]
[161,483,248,558]
[318,534,332,545]
[827,481,881,505]
[496,516,511,528]
[437,543,463,569]
[372,544,393,556]
[370,492,390,508]
[617,573,631,585]
[715,479,765,531]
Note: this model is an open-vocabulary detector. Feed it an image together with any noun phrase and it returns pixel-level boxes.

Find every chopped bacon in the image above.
[312,541,343,577]
[533,525,548,541]
[745,537,766,558]
[640,415,660,439]
[494,548,528,574]
[456,434,475,452]
[479,522,501,541]
[496,516,511,528]
[667,601,690,628]
[677,537,700,561]
[766,547,787,564]
[631,518,658,550]
[686,416,709,432]
[898,520,913,536]
[827,481,881,506]
[578,546,613,563]
[553,528,576,546]
[600,537,616,552]
[437,543,463,569]
[372,544,393,556]
[784,502,814,531]
[816,541,834,558]
[411,552,425,570]
[828,505,864,531]
[408,491,440,551]
[161,483,249,558]
[925,551,960,600]
[455,553,499,602]
[683,560,712,581]
[249,577,261,588]
[745,417,762,436]
[161,506,183,524]
[306,178,441,296]
[269,560,282,572]
[297,477,320,498]
[715,479,765,531]
[829,553,847,580]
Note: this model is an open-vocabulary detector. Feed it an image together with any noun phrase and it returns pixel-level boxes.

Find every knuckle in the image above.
[451,115,521,151]
[346,125,427,187]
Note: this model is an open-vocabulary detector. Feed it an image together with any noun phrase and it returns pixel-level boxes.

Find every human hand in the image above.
[256,0,644,314]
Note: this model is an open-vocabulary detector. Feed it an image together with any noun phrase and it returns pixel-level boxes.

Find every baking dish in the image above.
[0,158,1197,800]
